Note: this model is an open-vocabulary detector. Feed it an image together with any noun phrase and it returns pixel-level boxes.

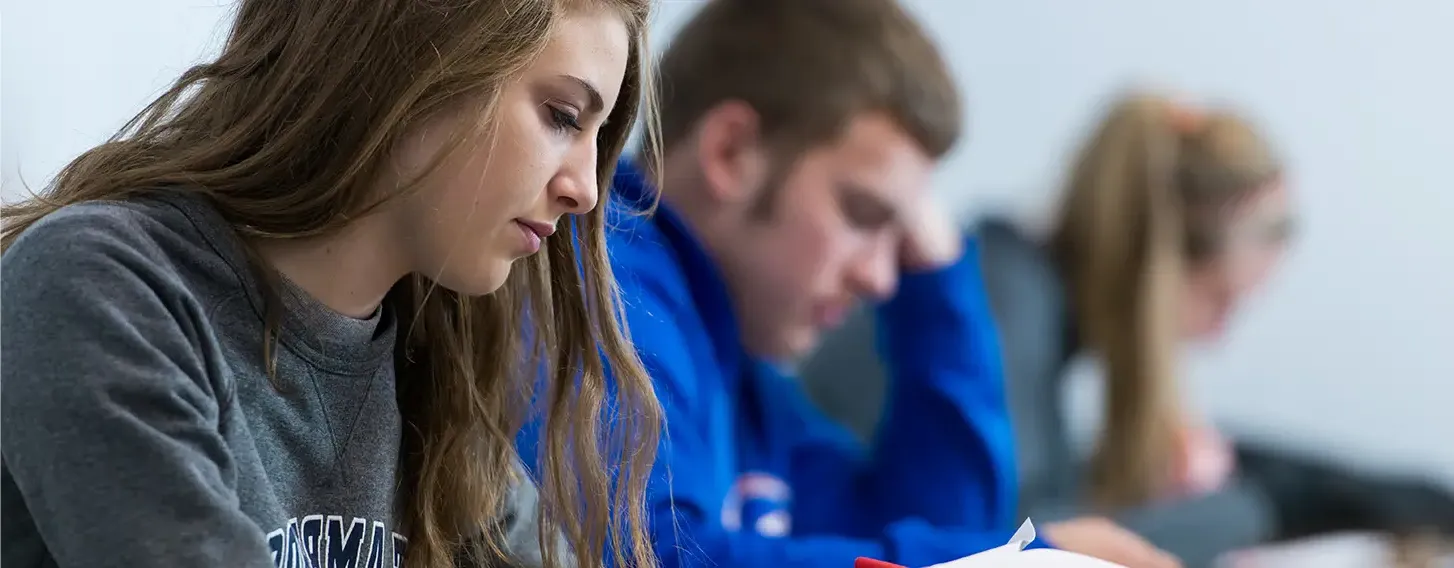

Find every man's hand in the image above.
[898,195,963,272]
[1043,517,1184,568]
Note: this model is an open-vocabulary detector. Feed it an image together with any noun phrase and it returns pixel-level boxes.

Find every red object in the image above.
[854,558,907,568]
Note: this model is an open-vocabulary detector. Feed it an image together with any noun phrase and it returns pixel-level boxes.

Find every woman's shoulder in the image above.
[7,197,199,265]
[3,195,238,311]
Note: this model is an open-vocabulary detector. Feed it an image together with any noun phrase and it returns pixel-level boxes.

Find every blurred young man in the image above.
[523,0,1181,566]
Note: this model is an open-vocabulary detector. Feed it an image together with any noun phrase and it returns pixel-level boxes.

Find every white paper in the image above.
[923,519,1129,568]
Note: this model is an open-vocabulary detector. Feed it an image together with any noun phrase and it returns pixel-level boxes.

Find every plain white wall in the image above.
[2,1,237,193]
[5,0,1452,481]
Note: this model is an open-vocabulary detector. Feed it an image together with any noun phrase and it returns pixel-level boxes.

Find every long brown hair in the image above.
[1049,92,1282,509]
[1,1,663,567]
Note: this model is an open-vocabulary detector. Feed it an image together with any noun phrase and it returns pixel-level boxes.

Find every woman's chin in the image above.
[434,257,513,297]
[1183,313,1231,343]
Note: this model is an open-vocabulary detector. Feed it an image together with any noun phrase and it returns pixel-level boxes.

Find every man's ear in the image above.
[693,100,769,205]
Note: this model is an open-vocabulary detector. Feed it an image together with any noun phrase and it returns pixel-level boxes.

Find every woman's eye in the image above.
[548,106,583,133]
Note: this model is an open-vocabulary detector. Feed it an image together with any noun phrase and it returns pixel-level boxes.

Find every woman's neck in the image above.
[253,214,408,319]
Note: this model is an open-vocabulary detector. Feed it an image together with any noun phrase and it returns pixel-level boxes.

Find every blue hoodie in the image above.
[520,160,1047,568]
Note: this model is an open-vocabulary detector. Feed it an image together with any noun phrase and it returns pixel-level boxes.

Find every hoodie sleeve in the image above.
[862,237,1027,534]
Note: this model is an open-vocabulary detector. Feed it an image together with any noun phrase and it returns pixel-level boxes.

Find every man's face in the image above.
[711,112,936,360]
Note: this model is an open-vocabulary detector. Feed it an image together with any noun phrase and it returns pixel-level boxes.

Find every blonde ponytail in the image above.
[1051,92,1283,509]
[1052,94,1195,508]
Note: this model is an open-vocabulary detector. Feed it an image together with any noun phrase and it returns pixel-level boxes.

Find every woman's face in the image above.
[390,6,629,296]
[1180,184,1295,341]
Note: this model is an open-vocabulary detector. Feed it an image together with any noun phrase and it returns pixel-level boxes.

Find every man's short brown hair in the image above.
[652,0,963,165]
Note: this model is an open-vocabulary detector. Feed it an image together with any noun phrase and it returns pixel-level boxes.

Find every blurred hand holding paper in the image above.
[854,520,1129,568]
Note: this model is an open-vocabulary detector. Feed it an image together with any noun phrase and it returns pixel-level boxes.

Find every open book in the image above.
[855,520,1128,568]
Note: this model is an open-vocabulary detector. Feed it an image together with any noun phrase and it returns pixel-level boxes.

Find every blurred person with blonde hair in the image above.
[803,91,1454,567]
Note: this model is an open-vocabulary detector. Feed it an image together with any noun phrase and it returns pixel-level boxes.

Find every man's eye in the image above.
[841,199,892,229]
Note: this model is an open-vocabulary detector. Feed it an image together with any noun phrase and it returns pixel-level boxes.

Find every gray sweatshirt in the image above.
[1,194,558,568]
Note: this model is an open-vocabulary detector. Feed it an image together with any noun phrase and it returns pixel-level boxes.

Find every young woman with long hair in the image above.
[1,1,663,567]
